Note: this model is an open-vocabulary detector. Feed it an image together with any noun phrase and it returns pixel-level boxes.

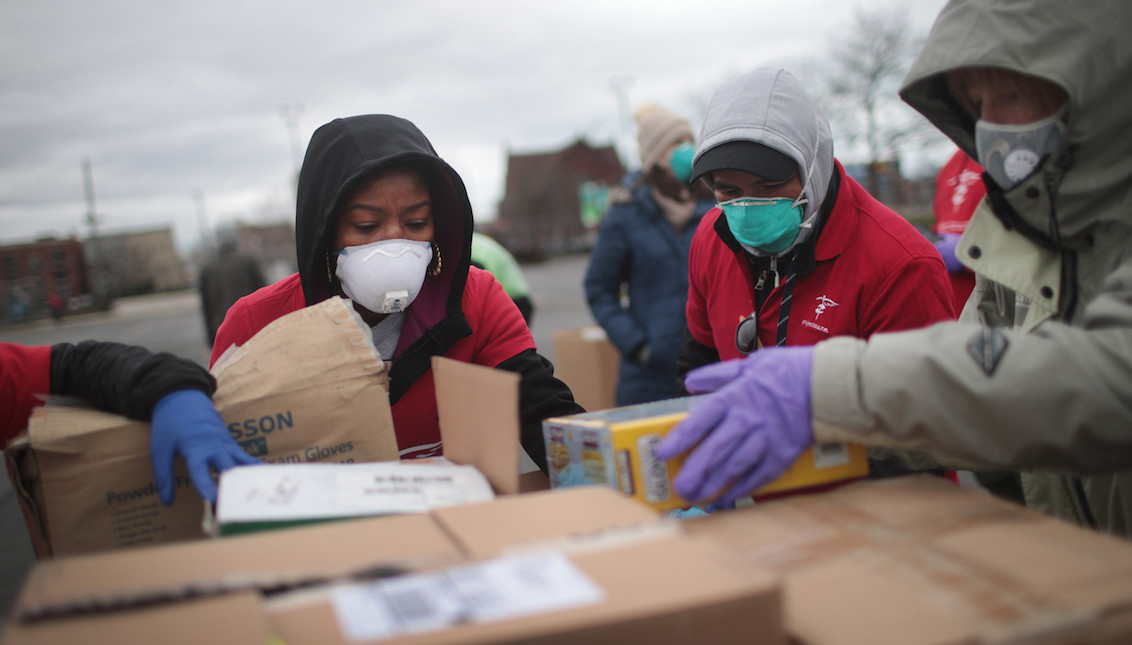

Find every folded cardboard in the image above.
[542,396,869,512]
[682,475,1132,645]
[211,459,497,536]
[552,326,620,412]
[4,486,783,645]
[5,297,401,558]
[266,530,781,645]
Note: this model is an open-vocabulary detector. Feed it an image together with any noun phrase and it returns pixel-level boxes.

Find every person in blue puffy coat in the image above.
[584,103,713,406]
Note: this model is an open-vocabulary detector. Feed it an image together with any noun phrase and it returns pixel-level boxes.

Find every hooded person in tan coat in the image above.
[656,0,1132,538]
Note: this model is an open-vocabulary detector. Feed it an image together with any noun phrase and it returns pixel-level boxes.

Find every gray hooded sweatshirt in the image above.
[694,68,834,255]
[810,0,1132,537]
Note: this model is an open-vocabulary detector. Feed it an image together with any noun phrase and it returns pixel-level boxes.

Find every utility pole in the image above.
[280,104,305,192]
[81,157,110,309]
[193,188,212,254]
[609,75,635,170]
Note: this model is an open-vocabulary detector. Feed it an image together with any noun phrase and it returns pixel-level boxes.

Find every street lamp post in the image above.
[609,75,635,170]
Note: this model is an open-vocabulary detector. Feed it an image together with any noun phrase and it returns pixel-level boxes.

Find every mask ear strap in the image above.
[794,120,822,211]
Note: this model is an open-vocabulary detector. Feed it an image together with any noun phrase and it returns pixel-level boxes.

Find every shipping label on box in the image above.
[543,396,869,512]
[10,297,402,558]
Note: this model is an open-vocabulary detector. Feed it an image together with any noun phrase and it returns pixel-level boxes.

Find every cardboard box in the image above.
[4,487,783,645]
[552,326,620,412]
[682,475,1132,645]
[210,459,497,536]
[542,396,869,512]
[5,297,401,558]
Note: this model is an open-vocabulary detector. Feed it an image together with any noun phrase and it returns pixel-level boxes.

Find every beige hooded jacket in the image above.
[808,0,1132,537]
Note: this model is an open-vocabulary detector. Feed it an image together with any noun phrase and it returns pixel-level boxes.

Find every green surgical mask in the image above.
[668,142,695,184]
[719,194,807,254]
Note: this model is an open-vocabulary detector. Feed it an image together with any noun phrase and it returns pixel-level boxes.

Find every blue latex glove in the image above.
[655,347,815,506]
[149,389,260,505]
[934,233,964,274]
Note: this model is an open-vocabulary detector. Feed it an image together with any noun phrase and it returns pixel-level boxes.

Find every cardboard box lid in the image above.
[12,487,662,623]
[264,532,782,645]
[431,485,661,558]
[432,356,520,495]
[684,475,1132,645]
[3,592,267,645]
[15,511,462,621]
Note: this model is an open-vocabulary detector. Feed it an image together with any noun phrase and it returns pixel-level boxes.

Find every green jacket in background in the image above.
[808,0,1132,538]
[470,232,530,300]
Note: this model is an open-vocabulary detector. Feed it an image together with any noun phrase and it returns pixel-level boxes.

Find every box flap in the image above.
[684,475,1132,645]
[15,511,463,620]
[4,434,51,559]
[265,533,782,645]
[431,486,661,558]
[432,356,520,495]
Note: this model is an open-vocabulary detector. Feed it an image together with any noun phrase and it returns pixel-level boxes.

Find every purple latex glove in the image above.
[150,389,261,505]
[934,233,964,274]
[655,347,815,506]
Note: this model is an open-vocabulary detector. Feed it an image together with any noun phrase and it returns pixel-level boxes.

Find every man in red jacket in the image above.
[676,69,955,481]
[679,68,954,372]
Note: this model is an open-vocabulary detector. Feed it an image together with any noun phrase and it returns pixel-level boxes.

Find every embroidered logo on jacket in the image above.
[801,295,839,334]
[967,328,1009,376]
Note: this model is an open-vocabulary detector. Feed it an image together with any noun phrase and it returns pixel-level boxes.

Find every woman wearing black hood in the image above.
[211,114,582,472]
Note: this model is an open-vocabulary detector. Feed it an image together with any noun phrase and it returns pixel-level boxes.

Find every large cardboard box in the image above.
[5,297,401,558]
[4,487,783,645]
[683,475,1132,645]
[552,326,620,412]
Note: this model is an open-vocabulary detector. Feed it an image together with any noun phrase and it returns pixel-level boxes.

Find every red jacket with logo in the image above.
[933,149,985,312]
[686,162,955,360]
[212,268,535,460]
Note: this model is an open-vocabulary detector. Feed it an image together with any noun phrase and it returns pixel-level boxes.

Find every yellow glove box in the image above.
[542,397,869,512]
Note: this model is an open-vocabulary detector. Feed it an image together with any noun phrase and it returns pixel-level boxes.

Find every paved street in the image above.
[0,251,596,618]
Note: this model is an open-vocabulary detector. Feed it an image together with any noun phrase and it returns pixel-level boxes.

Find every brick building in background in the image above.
[93,227,188,297]
[492,139,624,260]
[0,237,92,324]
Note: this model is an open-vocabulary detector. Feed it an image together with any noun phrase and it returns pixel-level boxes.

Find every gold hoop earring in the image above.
[428,247,443,277]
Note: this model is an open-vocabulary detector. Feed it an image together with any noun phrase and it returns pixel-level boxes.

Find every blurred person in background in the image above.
[2,341,257,504]
[584,103,713,405]
[212,114,583,472]
[470,231,535,327]
[657,0,1132,538]
[199,226,266,348]
[932,148,985,313]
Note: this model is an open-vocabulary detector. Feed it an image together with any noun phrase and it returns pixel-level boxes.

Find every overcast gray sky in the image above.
[0,0,949,254]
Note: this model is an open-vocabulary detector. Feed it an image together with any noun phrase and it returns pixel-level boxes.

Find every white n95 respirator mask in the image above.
[334,239,432,314]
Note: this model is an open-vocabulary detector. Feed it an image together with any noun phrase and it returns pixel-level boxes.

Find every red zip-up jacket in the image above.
[686,162,955,361]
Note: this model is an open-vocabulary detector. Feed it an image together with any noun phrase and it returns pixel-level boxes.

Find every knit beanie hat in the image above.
[635,103,694,172]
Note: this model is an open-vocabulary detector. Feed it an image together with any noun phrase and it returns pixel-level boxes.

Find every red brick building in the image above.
[0,237,92,323]
[493,139,624,260]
